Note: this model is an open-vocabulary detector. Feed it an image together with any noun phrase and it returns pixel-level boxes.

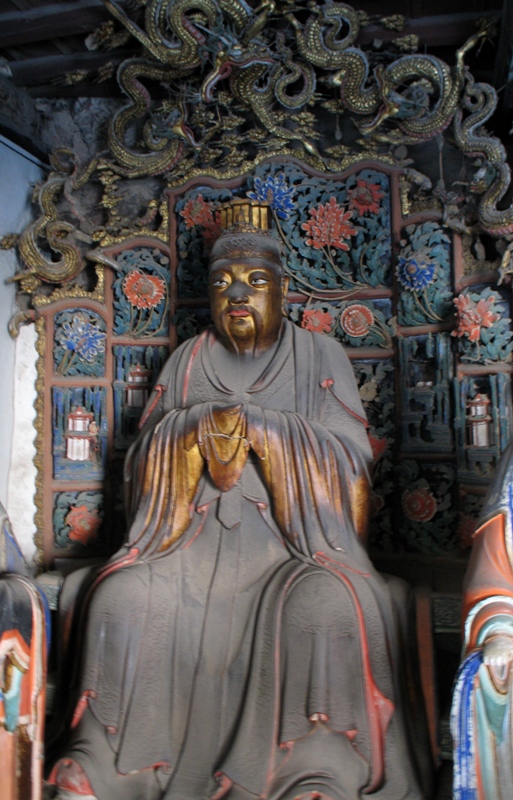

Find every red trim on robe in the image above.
[138,384,166,429]
[48,758,96,795]
[313,552,394,793]
[463,513,513,629]
[321,379,369,428]
[71,690,96,730]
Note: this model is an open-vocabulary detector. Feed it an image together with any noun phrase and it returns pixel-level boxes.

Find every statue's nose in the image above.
[226,281,249,303]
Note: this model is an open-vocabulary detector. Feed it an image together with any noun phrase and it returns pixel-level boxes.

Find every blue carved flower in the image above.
[59,316,106,362]
[396,256,436,291]
[247,174,295,220]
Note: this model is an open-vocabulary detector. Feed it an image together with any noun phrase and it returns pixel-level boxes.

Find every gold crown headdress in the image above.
[218,199,271,233]
[210,199,282,267]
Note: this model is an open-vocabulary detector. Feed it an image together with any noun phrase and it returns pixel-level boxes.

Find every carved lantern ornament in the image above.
[65,407,96,462]
[466,393,492,447]
[126,364,153,408]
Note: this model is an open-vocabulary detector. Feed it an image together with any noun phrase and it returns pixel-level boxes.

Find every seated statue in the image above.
[49,206,428,800]
[452,441,513,800]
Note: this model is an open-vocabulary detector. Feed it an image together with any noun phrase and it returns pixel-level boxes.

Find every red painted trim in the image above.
[266,566,310,793]
[315,551,370,578]
[321,380,369,428]
[313,553,393,793]
[71,690,97,730]
[138,384,166,429]
[47,758,96,795]
[182,503,210,549]
[210,772,234,799]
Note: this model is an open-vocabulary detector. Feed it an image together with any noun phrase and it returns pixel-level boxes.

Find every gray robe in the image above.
[57,322,426,800]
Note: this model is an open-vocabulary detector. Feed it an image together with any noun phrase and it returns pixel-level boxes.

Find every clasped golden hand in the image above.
[198,403,250,492]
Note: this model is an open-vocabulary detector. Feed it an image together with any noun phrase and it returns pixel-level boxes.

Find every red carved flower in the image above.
[348,180,384,216]
[340,304,374,337]
[301,197,357,251]
[368,434,387,461]
[65,505,102,545]
[301,309,333,333]
[180,195,222,246]
[458,514,477,549]
[123,271,166,309]
[181,195,215,229]
[202,213,223,248]
[401,486,437,522]
[451,294,498,343]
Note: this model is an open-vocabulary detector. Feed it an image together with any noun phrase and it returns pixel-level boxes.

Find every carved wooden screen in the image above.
[35,238,171,568]
[169,158,513,560]
[33,156,513,568]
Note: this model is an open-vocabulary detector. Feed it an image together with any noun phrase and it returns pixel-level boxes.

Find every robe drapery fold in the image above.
[56,322,425,800]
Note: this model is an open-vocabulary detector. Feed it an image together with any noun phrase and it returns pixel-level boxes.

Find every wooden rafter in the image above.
[0,1,110,49]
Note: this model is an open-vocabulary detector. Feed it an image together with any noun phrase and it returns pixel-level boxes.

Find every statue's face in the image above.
[209,257,288,355]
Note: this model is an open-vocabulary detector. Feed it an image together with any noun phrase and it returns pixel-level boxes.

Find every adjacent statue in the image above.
[49,203,428,800]
[452,441,513,800]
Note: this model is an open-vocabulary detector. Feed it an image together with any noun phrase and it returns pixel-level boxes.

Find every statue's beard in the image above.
[224,308,258,355]
[218,308,278,356]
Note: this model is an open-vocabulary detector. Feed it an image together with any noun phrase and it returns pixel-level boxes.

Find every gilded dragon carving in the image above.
[104,0,491,174]
[5,0,513,302]
[14,149,97,286]
[107,60,197,178]
[454,69,513,237]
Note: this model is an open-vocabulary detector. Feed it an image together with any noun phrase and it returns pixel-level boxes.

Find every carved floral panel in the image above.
[38,240,172,565]
[113,247,171,338]
[53,491,104,551]
[175,163,392,298]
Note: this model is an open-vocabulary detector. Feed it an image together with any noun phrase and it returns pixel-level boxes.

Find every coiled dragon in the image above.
[104,0,224,177]
[287,1,488,143]
[17,149,97,284]
[454,71,513,237]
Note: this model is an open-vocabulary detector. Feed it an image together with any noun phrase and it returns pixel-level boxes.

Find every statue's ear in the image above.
[281,276,290,317]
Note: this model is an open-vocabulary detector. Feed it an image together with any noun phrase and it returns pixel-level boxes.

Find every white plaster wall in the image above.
[0,136,46,567]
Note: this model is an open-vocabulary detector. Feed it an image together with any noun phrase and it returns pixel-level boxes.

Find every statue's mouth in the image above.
[227,309,251,317]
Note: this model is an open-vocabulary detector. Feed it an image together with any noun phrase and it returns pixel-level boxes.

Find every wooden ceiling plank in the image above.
[493,0,513,97]
[358,10,502,48]
[8,48,130,85]
[8,0,34,12]
[0,75,49,159]
[49,38,77,56]
[0,0,110,48]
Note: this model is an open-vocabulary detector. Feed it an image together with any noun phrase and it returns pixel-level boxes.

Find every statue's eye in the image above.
[212,278,228,287]
[251,276,268,286]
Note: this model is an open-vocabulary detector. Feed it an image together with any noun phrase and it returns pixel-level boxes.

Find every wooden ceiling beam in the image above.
[0,76,49,159]
[0,1,110,48]
[0,5,502,52]
[8,49,130,86]
[358,11,501,48]
[3,6,504,99]
[493,0,513,104]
